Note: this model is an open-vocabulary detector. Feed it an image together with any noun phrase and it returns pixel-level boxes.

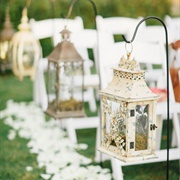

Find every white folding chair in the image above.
[95,40,180,179]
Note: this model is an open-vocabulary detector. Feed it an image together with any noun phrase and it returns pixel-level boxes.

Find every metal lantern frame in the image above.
[45,27,86,119]
[10,7,41,80]
[99,52,159,162]
[0,7,15,71]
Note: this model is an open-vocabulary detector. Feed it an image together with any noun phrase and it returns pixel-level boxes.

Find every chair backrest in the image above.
[126,25,166,44]
[29,18,54,40]
[96,15,144,42]
[165,15,180,43]
[72,29,98,72]
[29,16,84,45]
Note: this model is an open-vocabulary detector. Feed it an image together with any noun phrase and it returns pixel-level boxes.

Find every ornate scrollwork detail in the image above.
[119,56,138,71]
[103,102,127,153]
[102,97,112,115]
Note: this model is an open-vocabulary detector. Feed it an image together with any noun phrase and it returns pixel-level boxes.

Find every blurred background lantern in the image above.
[98,50,159,162]
[0,7,15,72]
[10,7,41,80]
[45,26,86,119]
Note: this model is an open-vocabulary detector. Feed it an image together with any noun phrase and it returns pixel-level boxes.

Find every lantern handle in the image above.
[125,42,133,58]
[122,16,170,179]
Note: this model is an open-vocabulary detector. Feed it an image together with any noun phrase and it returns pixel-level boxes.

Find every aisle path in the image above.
[1,100,112,180]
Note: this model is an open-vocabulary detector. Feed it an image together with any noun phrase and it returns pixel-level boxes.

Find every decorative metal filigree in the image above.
[118,55,138,71]
[103,101,127,153]
[102,97,112,115]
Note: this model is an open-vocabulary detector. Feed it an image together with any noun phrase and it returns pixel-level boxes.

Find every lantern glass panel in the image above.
[135,104,149,151]
[58,61,83,111]
[0,41,9,60]
[48,63,56,102]
[22,42,34,69]
[48,61,84,113]
[104,99,126,150]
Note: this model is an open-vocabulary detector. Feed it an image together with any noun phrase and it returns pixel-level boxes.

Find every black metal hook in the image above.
[61,0,97,21]
[122,16,170,180]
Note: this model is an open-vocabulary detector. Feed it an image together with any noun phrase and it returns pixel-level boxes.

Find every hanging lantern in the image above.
[98,48,159,162]
[0,7,15,71]
[10,7,41,80]
[45,26,86,119]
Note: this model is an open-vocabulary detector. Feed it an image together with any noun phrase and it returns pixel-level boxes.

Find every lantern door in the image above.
[127,101,157,158]
[100,96,127,158]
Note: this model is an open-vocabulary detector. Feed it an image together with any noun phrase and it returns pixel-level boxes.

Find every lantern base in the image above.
[98,146,158,163]
[45,107,86,120]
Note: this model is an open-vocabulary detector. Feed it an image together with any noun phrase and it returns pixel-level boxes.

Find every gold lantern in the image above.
[45,26,86,119]
[98,51,159,162]
[0,7,15,71]
[10,7,41,80]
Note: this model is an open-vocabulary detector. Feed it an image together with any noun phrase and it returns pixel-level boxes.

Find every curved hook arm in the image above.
[122,16,168,44]
[122,16,170,179]
[61,0,97,21]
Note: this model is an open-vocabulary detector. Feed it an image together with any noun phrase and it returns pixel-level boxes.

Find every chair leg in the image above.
[111,158,124,180]
[95,126,101,162]
[86,88,97,112]
[171,113,180,148]
[66,119,78,144]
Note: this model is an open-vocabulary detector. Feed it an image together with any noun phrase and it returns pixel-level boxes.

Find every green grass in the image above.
[0,120,46,180]
[0,71,179,180]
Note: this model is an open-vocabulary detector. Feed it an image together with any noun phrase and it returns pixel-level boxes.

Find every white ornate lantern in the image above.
[98,51,159,162]
[10,7,41,80]
[0,7,15,71]
[45,27,85,119]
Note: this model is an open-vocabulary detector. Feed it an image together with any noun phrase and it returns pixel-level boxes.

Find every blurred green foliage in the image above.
[0,0,172,30]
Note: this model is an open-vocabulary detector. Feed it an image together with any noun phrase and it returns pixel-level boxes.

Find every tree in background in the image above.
[0,0,173,30]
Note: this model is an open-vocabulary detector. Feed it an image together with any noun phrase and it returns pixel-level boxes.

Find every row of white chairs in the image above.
[30,15,180,180]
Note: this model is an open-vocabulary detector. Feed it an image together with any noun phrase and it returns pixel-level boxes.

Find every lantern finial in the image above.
[118,43,138,71]
[18,7,30,31]
[60,26,71,41]
[118,55,138,71]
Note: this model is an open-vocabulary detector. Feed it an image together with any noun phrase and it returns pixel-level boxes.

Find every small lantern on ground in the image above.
[98,48,159,162]
[10,7,41,80]
[46,26,85,119]
[0,7,15,71]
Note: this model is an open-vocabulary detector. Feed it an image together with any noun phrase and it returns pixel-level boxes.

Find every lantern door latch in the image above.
[150,124,157,131]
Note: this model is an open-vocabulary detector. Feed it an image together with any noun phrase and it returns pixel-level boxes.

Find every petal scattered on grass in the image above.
[2,101,112,180]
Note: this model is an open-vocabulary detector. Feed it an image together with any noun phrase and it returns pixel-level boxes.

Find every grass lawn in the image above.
[0,71,179,180]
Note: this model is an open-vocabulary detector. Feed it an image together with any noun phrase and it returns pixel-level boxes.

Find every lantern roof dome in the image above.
[100,56,159,102]
[47,27,84,62]
[0,7,15,41]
